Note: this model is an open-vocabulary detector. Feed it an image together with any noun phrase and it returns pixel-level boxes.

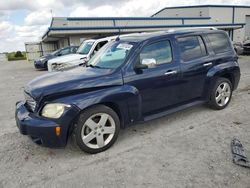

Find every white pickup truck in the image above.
[47,36,116,72]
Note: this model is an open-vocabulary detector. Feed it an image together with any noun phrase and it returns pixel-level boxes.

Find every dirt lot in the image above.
[0,57,250,188]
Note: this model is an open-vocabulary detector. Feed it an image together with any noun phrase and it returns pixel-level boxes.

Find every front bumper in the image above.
[34,60,47,69]
[15,101,79,147]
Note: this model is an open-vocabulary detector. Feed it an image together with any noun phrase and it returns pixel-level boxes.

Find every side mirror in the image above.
[141,58,156,68]
[135,64,148,69]
[135,58,157,70]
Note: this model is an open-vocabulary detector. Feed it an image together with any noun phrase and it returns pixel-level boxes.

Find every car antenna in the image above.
[115,17,131,41]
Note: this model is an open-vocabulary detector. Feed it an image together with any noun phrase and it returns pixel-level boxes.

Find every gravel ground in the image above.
[0,57,250,188]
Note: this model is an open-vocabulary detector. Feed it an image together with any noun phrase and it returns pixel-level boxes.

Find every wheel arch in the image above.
[56,85,141,137]
[205,61,240,100]
[219,72,235,89]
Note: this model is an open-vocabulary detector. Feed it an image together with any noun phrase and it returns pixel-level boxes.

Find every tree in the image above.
[15,51,23,57]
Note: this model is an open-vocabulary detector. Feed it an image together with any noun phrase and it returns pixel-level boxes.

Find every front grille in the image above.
[24,92,36,112]
[51,63,78,71]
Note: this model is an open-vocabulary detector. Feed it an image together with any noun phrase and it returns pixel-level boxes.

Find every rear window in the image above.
[207,33,232,54]
[177,36,207,61]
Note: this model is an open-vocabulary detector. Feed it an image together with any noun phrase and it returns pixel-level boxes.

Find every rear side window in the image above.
[207,33,232,54]
[177,36,207,61]
[140,40,172,65]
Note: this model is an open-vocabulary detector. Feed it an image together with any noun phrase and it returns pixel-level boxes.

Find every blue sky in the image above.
[9,10,27,25]
[1,0,250,52]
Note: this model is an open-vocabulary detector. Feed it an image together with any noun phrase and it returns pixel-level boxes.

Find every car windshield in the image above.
[77,41,94,55]
[51,49,60,56]
[87,41,133,69]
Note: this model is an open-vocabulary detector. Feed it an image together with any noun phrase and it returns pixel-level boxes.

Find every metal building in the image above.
[152,5,250,42]
[25,42,58,62]
[25,5,250,61]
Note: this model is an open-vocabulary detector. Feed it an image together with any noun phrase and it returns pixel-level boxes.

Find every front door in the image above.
[124,39,181,116]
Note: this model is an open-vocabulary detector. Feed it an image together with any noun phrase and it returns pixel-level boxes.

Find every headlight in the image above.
[41,103,71,118]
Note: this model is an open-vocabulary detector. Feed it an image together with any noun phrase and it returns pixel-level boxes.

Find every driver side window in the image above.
[140,40,172,68]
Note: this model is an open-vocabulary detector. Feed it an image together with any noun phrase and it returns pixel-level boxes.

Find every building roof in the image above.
[42,16,212,40]
[42,17,244,42]
[152,4,250,17]
[41,4,248,42]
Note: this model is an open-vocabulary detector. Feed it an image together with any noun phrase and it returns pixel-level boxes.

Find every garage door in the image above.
[245,15,250,39]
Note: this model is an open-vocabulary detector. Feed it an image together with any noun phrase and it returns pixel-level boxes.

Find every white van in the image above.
[47,36,116,72]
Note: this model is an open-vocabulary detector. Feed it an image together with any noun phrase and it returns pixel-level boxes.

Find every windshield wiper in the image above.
[86,64,101,68]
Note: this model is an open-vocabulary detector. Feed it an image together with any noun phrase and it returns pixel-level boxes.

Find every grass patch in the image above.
[7,52,27,61]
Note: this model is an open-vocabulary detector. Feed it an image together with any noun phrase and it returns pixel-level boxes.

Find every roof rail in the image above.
[168,27,217,32]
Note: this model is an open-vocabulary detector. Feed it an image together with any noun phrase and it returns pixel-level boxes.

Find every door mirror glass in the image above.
[141,58,156,68]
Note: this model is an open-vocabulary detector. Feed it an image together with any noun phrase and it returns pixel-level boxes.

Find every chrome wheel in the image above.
[215,82,231,107]
[81,113,116,149]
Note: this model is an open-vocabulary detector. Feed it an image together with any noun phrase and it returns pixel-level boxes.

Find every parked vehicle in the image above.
[34,46,78,70]
[47,36,116,72]
[233,42,243,55]
[15,28,240,154]
[243,40,250,55]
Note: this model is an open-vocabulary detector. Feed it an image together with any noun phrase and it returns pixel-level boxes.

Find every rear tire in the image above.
[208,77,232,110]
[73,105,120,154]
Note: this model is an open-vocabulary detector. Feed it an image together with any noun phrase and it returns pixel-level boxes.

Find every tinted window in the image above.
[177,36,207,61]
[140,40,172,66]
[207,33,232,54]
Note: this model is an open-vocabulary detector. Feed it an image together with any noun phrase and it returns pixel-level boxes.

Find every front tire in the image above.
[74,105,120,154]
[209,77,232,110]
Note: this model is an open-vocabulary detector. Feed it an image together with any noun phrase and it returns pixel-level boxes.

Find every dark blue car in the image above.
[34,46,78,70]
[16,29,240,153]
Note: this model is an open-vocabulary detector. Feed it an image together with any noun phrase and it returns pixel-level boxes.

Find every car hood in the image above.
[25,67,123,101]
[36,54,53,61]
[48,54,87,64]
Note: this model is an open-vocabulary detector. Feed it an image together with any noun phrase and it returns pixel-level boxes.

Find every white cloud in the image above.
[0,0,65,11]
[69,0,169,17]
[1,0,250,52]
[0,21,13,38]
[25,10,52,25]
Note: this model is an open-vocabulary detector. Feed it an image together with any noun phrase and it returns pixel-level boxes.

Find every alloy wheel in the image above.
[215,82,231,107]
[81,113,116,149]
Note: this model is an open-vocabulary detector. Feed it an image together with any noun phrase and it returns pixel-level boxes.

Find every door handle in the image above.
[203,62,213,67]
[164,70,177,76]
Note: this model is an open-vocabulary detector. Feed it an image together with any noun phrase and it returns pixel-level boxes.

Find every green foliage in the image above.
[7,51,26,61]
[14,51,23,57]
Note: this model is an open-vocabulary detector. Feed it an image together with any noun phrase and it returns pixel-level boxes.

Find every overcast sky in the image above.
[1,0,250,52]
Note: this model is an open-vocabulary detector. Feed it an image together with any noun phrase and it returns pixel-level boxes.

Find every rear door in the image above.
[177,35,214,102]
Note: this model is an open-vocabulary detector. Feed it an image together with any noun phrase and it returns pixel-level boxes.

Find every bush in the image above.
[7,51,26,61]
[15,51,23,57]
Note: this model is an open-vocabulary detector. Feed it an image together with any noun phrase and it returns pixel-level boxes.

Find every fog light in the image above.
[56,126,61,136]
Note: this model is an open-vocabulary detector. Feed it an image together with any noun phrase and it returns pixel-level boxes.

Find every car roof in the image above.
[119,28,225,43]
